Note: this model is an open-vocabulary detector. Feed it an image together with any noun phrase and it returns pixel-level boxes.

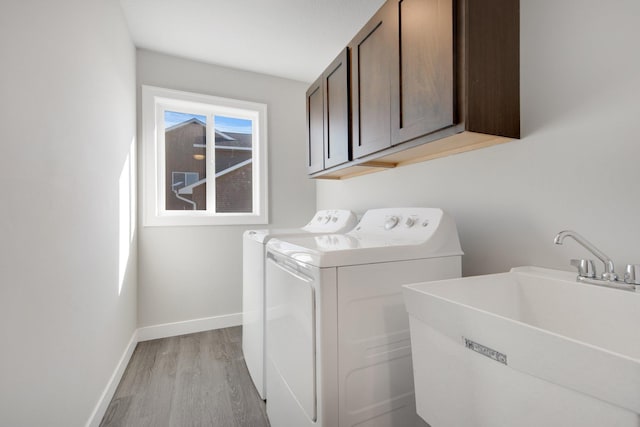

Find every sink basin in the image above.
[403,266,640,427]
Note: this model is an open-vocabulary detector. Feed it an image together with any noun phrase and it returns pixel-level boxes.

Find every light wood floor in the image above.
[100,327,270,427]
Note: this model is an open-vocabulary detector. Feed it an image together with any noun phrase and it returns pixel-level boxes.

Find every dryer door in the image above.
[266,253,317,422]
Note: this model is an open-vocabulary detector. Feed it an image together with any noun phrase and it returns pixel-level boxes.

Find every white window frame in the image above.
[142,85,268,226]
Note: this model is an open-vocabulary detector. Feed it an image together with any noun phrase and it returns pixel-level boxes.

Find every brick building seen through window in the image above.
[164,113,253,212]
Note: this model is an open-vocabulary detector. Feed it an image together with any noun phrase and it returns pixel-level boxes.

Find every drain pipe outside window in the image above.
[173,189,197,210]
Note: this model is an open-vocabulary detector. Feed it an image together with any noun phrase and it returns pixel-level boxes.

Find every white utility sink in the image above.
[403,266,640,427]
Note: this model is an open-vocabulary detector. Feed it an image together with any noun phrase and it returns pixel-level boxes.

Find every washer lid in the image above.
[266,208,463,268]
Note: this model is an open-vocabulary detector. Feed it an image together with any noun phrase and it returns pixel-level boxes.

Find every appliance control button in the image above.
[384,216,400,230]
[324,216,331,224]
[331,216,338,222]
[405,217,416,228]
[422,220,430,227]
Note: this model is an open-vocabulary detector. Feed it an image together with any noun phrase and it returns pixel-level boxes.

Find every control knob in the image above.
[384,216,400,230]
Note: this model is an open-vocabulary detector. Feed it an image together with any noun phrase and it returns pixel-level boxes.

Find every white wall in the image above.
[318,0,640,276]
[0,1,137,426]
[136,50,315,327]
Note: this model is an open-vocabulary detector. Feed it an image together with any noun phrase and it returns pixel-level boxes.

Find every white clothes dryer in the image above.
[242,209,358,400]
[265,208,463,427]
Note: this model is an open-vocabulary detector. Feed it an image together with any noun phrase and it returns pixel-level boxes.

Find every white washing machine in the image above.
[242,209,358,400]
[265,208,463,427]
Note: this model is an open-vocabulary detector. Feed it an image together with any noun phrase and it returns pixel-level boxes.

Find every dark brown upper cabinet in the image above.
[390,0,454,146]
[350,1,395,159]
[461,0,520,139]
[323,48,351,169]
[306,48,351,174]
[350,0,454,158]
[306,76,325,174]
[309,0,520,179]
[351,0,455,158]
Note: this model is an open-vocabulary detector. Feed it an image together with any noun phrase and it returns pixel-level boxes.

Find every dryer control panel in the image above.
[302,209,358,233]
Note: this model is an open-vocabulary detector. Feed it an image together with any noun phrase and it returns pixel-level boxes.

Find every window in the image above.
[142,86,268,226]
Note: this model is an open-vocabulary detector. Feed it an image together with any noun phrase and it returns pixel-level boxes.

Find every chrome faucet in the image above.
[554,230,617,280]
[554,230,638,292]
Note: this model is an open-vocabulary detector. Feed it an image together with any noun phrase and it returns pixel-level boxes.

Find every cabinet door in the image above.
[391,0,454,145]
[350,1,395,159]
[322,48,351,169]
[306,76,325,174]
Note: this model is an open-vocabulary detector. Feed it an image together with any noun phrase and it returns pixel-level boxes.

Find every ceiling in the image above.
[120,0,386,83]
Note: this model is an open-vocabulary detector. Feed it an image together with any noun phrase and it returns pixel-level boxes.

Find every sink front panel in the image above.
[407,312,639,427]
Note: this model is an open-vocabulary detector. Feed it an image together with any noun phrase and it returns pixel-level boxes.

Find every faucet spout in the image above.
[554,230,616,280]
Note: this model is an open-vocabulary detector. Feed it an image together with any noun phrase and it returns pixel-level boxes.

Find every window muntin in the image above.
[143,86,268,226]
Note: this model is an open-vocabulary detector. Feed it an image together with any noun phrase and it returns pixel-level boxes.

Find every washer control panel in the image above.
[351,208,446,241]
[384,216,400,230]
[404,216,418,228]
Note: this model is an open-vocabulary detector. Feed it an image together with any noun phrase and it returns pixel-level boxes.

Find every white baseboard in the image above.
[137,312,242,342]
[86,312,242,426]
[86,330,139,427]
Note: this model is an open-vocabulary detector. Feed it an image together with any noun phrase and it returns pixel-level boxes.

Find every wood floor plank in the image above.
[222,327,269,426]
[170,332,230,426]
[101,327,269,427]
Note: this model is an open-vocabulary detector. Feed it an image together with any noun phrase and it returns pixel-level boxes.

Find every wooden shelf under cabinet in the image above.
[310,131,512,180]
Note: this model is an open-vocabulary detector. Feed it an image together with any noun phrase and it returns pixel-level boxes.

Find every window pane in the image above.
[164,111,207,211]
[214,115,253,213]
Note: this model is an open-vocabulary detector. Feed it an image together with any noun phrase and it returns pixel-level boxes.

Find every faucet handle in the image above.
[570,259,596,278]
[624,264,640,285]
